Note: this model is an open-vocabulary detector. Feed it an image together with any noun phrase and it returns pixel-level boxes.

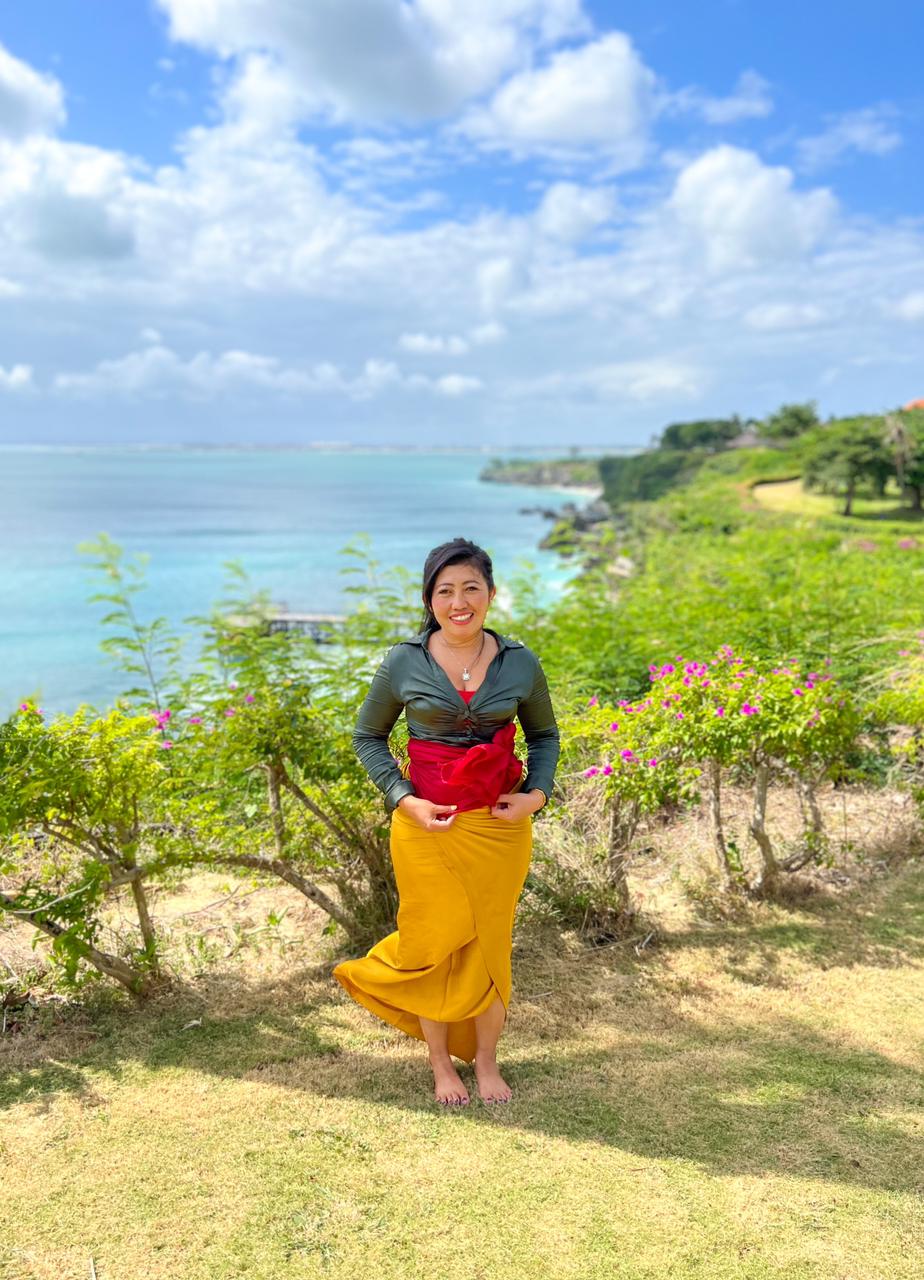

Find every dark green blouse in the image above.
[352,627,560,812]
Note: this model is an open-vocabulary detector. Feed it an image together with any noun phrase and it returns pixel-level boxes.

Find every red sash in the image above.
[407,723,523,811]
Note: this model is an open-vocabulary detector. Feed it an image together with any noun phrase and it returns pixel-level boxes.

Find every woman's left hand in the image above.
[490,789,545,821]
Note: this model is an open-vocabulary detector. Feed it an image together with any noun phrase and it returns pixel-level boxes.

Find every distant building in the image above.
[727,427,782,449]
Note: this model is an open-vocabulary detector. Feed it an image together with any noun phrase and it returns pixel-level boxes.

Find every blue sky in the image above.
[0,0,922,446]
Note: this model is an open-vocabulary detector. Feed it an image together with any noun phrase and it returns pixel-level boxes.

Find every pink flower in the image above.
[602,764,613,776]
[662,663,675,675]
[188,716,203,725]
[19,703,28,712]
[160,740,174,750]
[620,749,635,760]
[676,712,684,720]
[702,679,711,688]
[662,699,672,709]
[225,707,237,717]
[587,695,598,707]
[741,703,758,715]
[610,722,619,731]
[647,758,658,767]
[229,682,239,690]
[244,694,255,704]
[898,538,917,550]
[715,706,725,717]
[793,687,804,696]
[583,766,600,777]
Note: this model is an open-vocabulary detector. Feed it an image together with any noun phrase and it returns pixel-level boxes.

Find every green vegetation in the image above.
[658,414,746,451]
[599,446,709,504]
[479,455,601,488]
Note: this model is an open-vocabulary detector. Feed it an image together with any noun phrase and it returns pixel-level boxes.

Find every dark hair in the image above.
[420,538,494,632]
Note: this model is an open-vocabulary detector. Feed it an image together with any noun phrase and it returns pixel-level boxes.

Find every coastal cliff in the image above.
[479,457,601,489]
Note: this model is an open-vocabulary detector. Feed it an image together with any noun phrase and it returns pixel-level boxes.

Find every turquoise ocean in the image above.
[0,448,581,716]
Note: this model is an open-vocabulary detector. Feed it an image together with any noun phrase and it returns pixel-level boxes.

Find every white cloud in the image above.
[3,31,924,446]
[54,344,322,397]
[0,136,135,264]
[0,362,33,390]
[155,0,589,122]
[469,321,506,345]
[892,291,924,322]
[744,302,825,331]
[219,52,306,140]
[671,70,773,125]
[52,343,484,401]
[477,256,529,312]
[535,182,615,241]
[461,32,656,165]
[797,106,902,171]
[0,43,65,139]
[583,359,704,401]
[668,145,836,271]
[399,331,469,355]
[433,373,483,396]
[507,358,705,402]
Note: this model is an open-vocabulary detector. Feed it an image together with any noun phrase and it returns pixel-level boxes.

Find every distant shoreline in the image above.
[0,442,645,456]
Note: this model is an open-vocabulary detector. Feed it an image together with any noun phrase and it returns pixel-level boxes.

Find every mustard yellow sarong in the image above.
[333,806,532,1063]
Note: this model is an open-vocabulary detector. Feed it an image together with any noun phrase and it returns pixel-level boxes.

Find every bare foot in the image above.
[473,1052,512,1104]
[428,1054,470,1106]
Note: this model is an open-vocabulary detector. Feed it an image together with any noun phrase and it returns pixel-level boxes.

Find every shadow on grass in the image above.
[1,866,921,1198]
[848,507,923,524]
[658,858,924,978]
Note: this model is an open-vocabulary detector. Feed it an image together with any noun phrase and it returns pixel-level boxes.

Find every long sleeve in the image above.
[352,649,416,813]
[518,653,560,805]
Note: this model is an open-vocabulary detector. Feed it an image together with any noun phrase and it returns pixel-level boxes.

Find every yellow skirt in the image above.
[333,806,533,1063]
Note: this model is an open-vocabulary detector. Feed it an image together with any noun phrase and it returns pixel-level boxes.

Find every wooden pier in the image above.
[265,611,344,642]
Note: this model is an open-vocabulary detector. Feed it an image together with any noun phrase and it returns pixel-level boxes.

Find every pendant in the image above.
[462,668,470,682]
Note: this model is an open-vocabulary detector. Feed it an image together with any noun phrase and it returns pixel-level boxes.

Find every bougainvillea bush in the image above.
[560,646,861,897]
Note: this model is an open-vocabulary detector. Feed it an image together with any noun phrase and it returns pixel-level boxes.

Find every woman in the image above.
[334,537,559,1107]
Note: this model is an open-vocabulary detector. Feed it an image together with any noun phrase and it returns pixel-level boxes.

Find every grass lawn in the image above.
[2,841,923,1280]
[750,478,923,524]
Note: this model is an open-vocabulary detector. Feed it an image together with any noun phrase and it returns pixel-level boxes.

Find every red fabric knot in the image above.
[407,722,523,811]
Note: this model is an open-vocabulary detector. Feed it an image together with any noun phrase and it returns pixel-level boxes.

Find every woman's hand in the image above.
[490,789,545,821]
[397,794,458,831]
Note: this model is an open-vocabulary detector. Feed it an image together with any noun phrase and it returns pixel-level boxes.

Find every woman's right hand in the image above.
[397,794,457,830]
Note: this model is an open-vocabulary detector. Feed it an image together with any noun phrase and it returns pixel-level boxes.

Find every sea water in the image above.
[0,447,582,714]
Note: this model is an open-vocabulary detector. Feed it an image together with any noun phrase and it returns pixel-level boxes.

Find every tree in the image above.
[800,418,893,515]
[759,402,820,441]
[658,417,743,453]
[886,409,924,511]
[0,704,184,995]
[600,449,707,506]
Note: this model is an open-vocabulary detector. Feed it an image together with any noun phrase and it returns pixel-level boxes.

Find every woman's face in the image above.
[428,561,495,640]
